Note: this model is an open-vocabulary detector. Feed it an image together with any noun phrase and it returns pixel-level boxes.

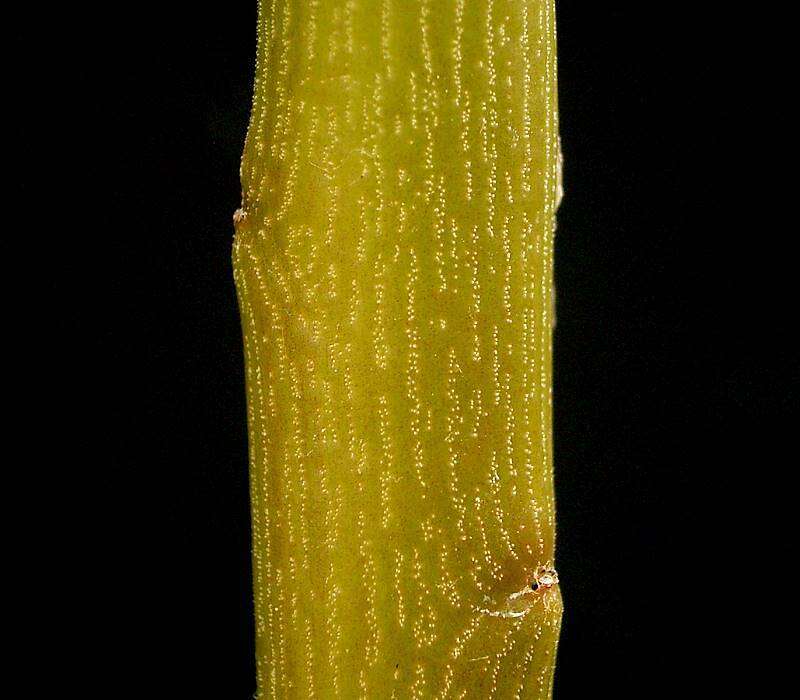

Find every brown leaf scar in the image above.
[530,566,559,592]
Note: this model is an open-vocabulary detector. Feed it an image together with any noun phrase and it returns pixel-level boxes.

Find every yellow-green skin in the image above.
[233,1,561,697]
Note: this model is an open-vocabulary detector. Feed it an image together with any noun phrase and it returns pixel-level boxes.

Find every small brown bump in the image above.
[531,566,559,591]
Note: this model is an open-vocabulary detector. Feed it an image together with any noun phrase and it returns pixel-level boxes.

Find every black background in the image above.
[55,1,774,697]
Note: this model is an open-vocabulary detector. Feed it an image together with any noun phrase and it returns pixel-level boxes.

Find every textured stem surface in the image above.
[233,1,561,697]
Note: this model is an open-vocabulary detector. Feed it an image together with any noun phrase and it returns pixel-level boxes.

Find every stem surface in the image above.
[234,1,561,696]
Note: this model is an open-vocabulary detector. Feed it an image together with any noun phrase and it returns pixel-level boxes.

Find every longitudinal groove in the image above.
[234,1,562,697]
